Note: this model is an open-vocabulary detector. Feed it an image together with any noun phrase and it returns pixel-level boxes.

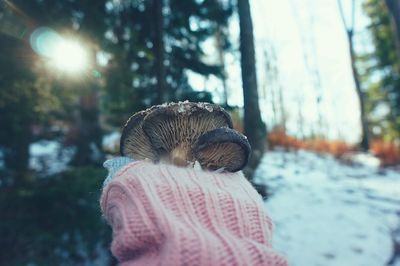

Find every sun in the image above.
[30,28,89,74]
[48,39,88,73]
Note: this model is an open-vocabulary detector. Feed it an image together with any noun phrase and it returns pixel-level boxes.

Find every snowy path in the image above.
[255,150,400,266]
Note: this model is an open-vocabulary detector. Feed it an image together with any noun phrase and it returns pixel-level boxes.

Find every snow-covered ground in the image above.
[18,140,400,265]
[255,149,400,266]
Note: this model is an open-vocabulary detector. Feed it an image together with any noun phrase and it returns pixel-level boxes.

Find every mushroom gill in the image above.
[120,110,158,161]
[193,127,251,172]
[142,101,233,166]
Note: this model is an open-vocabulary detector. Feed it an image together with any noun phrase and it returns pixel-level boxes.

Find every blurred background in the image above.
[0,0,399,265]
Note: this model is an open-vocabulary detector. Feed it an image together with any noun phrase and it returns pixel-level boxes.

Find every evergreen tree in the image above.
[384,0,400,58]
[102,0,232,126]
[0,0,111,177]
[363,0,400,140]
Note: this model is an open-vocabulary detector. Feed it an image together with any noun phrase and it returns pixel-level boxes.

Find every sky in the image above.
[189,0,371,144]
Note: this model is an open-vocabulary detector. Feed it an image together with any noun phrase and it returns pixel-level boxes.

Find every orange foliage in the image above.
[267,129,354,158]
[371,140,400,166]
[268,130,400,165]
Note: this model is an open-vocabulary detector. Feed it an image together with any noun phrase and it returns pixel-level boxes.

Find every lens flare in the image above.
[30,27,89,74]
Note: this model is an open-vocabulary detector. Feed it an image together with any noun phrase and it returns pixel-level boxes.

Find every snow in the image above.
[351,152,381,168]
[24,140,400,265]
[102,131,121,153]
[29,140,74,175]
[256,149,400,266]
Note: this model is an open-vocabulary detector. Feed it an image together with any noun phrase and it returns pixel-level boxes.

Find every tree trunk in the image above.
[385,0,400,59]
[263,49,277,127]
[237,0,266,179]
[71,91,104,166]
[278,80,287,132]
[338,0,370,151]
[348,31,370,151]
[153,0,168,104]
[3,120,31,184]
[216,29,229,107]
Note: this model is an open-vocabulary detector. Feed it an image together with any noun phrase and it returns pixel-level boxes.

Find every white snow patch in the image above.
[256,150,400,266]
[102,131,121,152]
[204,104,214,112]
[178,103,186,113]
[29,140,73,175]
[351,152,381,168]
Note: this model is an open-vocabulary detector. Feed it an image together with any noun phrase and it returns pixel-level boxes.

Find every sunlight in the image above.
[30,27,89,74]
[48,39,88,73]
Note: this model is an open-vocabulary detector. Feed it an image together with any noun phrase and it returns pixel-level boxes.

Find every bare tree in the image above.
[296,95,305,140]
[237,0,266,179]
[263,46,286,131]
[338,0,370,151]
[277,81,287,133]
[263,49,278,128]
[289,0,325,137]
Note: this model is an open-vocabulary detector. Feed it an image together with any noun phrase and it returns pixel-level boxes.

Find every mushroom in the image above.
[141,101,233,166]
[120,110,159,161]
[193,127,251,172]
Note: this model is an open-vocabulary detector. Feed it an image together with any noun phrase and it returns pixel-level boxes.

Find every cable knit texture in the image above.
[100,160,288,266]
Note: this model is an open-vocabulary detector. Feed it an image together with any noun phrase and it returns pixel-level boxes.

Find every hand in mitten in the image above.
[100,160,287,266]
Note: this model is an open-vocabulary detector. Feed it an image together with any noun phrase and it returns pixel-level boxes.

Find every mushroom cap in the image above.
[193,127,251,172]
[142,101,233,165]
[120,110,159,161]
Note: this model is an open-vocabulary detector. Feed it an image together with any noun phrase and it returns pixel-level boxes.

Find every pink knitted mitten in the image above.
[100,161,287,266]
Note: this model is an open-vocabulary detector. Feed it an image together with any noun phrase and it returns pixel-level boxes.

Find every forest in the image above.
[0,0,400,265]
